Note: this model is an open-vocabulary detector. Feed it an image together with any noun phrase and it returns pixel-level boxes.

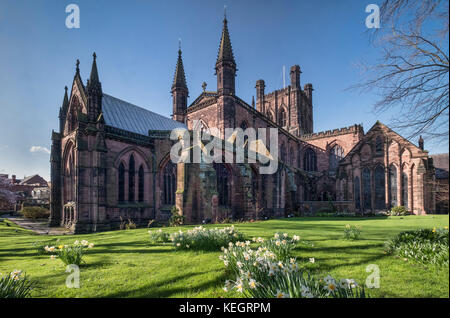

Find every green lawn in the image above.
[0,215,448,298]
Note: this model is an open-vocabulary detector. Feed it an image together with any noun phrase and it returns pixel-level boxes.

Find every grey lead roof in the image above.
[102,94,187,136]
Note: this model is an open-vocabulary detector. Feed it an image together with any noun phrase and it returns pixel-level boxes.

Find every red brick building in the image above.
[50,15,441,233]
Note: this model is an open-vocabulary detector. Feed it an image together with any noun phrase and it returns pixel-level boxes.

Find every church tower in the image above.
[171,45,189,123]
[86,53,103,122]
[215,12,236,96]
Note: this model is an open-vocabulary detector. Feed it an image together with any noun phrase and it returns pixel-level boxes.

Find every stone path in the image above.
[2,215,71,235]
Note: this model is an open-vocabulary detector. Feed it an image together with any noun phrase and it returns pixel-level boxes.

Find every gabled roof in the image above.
[19,174,47,186]
[102,94,187,136]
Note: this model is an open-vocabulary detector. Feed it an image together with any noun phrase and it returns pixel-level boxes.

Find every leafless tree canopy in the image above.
[356,0,449,143]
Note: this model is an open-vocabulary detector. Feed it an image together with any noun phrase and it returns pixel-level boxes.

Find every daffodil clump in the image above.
[170,226,244,251]
[257,233,311,261]
[0,270,34,298]
[385,227,449,267]
[45,240,95,266]
[148,229,171,243]
[220,239,367,298]
[343,224,361,240]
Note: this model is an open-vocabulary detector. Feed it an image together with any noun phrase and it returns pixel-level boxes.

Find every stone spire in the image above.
[89,52,100,83]
[216,12,235,66]
[172,44,189,123]
[172,46,188,91]
[215,11,237,96]
[419,135,424,150]
[86,52,103,122]
[59,86,69,133]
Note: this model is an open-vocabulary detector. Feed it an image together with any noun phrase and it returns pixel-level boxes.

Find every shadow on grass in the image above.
[104,269,227,298]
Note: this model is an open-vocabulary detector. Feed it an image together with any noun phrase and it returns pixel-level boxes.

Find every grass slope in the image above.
[0,215,448,298]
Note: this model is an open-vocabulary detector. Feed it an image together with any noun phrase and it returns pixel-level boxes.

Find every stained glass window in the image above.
[118,162,125,202]
[329,145,344,172]
[354,176,361,210]
[162,161,176,205]
[389,165,397,207]
[214,163,231,207]
[362,168,372,210]
[374,165,385,209]
[402,173,408,208]
[303,148,317,172]
[138,165,144,202]
[128,155,135,202]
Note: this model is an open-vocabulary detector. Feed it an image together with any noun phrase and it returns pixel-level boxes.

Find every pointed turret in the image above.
[171,45,189,123]
[419,135,424,150]
[89,52,100,83]
[86,52,103,122]
[172,48,188,91]
[216,15,235,65]
[215,12,237,96]
[59,86,69,133]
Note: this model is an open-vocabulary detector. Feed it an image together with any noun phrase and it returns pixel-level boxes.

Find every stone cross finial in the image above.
[202,82,207,92]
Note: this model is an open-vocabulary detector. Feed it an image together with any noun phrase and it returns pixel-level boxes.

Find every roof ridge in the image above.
[103,93,171,119]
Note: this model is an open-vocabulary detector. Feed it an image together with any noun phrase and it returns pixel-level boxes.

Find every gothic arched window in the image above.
[303,148,317,172]
[401,172,408,208]
[138,165,144,202]
[375,136,383,153]
[279,108,287,127]
[329,145,344,172]
[214,163,231,207]
[162,161,176,205]
[354,176,361,210]
[362,168,372,210]
[389,165,397,207]
[118,162,125,202]
[128,155,135,202]
[374,165,385,209]
[267,111,273,122]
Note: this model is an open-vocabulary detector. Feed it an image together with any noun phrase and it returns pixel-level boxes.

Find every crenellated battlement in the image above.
[300,124,364,140]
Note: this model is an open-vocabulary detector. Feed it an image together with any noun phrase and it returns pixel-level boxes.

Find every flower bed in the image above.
[385,227,449,267]
[170,226,244,251]
[220,234,367,298]
[45,240,94,265]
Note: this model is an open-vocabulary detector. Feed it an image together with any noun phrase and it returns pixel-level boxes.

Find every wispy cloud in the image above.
[30,146,50,154]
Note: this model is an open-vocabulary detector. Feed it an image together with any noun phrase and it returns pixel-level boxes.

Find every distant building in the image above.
[0,173,49,211]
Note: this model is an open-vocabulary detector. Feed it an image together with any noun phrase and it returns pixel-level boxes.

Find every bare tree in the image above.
[355,0,449,142]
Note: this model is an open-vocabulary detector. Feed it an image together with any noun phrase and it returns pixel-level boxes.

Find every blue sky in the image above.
[0,0,447,180]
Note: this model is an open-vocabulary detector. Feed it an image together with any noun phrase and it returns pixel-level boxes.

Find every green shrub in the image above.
[343,224,361,240]
[170,226,244,251]
[385,227,449,267]
[169,206,185,227]
[220,240,367,298]
[45,240,95,266]
[390,206,411,216]
[20,207,50,219]
[148,229,171,243]
[0,270,34,298]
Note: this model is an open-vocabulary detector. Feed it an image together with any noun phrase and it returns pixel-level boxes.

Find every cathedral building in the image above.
[50,16,438,233]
